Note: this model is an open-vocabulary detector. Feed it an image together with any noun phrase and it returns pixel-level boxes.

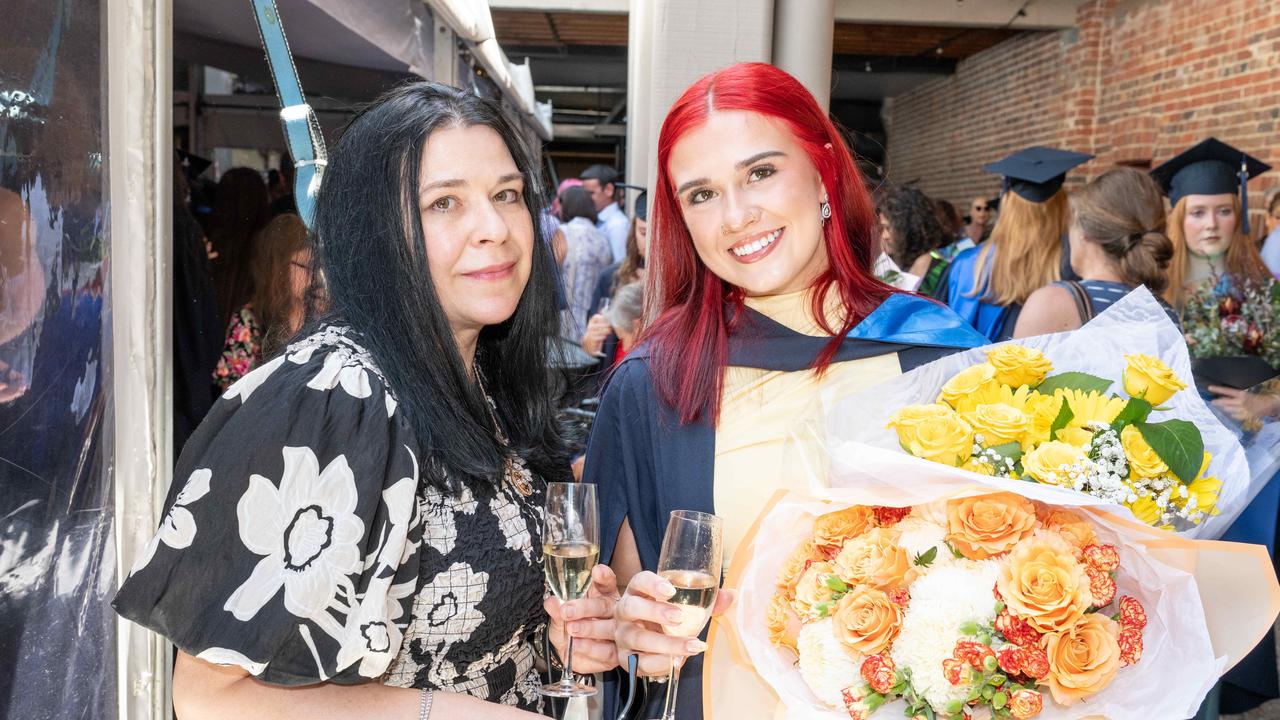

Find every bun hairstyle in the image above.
[1069,167,1174,294]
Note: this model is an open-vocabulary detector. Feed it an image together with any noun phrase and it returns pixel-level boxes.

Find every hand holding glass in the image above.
[540,482,599,698]
[652,510,723,720]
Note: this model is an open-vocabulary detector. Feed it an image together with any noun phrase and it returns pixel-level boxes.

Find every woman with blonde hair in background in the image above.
[1151,138,1271,308]
[936,146,1092,340]
[1014,167,1180,337]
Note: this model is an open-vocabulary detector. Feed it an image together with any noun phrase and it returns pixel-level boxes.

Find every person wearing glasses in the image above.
[584,63,984,720]
[212,213,313,391]
[115,83,621,720]
[962,195,994,246]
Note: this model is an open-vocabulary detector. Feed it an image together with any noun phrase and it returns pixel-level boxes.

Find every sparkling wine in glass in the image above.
[539,482,599,698]
[652,510,723,720]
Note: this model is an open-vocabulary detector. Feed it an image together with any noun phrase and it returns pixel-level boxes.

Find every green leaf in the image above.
[1049,398,1074,441]
[993,691,1008,710]
[1136,419,1205,483]
[1035,371,1113,395]
[914,546,939,567]
[985,441,1024,466]
[814,601,832,617]
[945,541,965,559]
[824,575,848,593]
[1110,397,1153,431]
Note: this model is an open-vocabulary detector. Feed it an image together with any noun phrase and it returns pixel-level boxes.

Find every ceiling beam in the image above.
[833,0,1083,29]
[488,0,628,14]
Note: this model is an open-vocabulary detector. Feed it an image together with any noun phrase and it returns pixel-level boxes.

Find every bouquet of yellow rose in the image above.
[764,494,1148,720]
[823,287,1251,540]
[885,347,1219,531]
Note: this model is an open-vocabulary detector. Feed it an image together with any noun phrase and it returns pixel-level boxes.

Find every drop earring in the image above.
[820,200,832,222]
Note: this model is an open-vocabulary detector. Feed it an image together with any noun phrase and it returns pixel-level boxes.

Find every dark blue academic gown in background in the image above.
[583,293,985,719]
[936,246,1019,342]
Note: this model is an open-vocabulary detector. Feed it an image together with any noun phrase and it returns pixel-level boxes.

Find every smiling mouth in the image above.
[463,262,516,280]
[729,228,782,259]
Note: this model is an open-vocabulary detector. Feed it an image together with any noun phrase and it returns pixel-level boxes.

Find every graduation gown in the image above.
[583,293,985,719]
[936,246,1020,342]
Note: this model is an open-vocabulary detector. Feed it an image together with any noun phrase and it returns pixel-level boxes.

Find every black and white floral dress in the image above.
[114,326,550,712]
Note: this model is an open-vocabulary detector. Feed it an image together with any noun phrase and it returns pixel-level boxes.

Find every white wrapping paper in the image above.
[735,473,1225,720]
[824,286,1253,539]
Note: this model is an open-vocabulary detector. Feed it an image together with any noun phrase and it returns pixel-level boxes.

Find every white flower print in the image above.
[224,447,365,621]
[333,572,417,678]
[306,346,372,399]
[489,494,535,563]
[420,484,477,556]
[196,647,268,675]
[222,356,286,403]
[130,468,211,574]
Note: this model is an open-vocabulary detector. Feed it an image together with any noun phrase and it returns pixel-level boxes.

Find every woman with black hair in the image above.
[875,184,951,294]
[114,82,619,719]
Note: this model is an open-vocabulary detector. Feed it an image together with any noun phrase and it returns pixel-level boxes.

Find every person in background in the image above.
[936,146,1092,340]
[268,160,298,217]
[934,198,965,245]
[876,184,951,294]
[961,195,994,245]
[208,167,272,327]
[172,154,223,454]
[580,164,630,262]
[213,213,311,391]
[1013,167,1179,337]
[1151,137,1272,308]
[554,186,613,343]
[603,281,643,365]
[1258,189,1280,276]
[581,191,648,362]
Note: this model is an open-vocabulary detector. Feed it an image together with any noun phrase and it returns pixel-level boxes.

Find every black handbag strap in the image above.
[1064,280,1094,324]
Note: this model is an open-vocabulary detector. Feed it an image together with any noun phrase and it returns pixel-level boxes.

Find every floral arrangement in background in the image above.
[767,495,1146,719]
[1181,276,1280,368]
[886,346,1220,530]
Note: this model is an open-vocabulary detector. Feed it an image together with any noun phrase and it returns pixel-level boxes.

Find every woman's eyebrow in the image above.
[674,151,786,196]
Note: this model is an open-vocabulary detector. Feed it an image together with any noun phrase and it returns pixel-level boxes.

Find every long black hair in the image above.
[312,81,569,497]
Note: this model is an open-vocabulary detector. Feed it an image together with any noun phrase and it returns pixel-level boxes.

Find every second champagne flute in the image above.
[539,481,599,698]
[652,510,723,720]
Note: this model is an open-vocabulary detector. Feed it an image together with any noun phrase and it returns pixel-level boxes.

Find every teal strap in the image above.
[249,0,326,228]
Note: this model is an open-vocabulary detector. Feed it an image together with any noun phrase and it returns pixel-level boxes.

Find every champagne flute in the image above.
[652,510,724,720]
[540,482,600,698]
[590,298,612,358]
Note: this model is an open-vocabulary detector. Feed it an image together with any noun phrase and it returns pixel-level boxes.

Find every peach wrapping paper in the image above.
[728,450,1279,720]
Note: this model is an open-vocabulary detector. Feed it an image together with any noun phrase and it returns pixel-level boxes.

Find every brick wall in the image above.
[882,0,1280,224]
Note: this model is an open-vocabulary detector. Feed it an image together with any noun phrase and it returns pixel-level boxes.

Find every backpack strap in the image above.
[1063,281,1094,324]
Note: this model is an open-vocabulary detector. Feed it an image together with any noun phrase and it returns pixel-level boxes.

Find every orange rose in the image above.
[1041,613,1122,705]
[1036,506,1098,553]
[813,506,875,552]
[832,528,915,590]
[997,532,1093,633]
[776,539,822,596]
[792,561,837,618]
[945,492,1037,560]
[767,592,801,653]
[1008,688,1045,719]
[831,585,903,655]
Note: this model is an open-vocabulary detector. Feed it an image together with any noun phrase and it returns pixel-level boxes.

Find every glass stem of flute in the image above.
[660,654,681,720]
[560,623,576,687]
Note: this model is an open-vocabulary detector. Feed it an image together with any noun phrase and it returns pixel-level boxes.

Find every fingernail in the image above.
[658,581,676,597]
[665,608,685,624]
[686,640,707,653]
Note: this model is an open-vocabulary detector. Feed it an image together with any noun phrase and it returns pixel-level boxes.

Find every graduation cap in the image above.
[176,149,212,181]
[982,147,1094,203]
[1150,138,1271,235]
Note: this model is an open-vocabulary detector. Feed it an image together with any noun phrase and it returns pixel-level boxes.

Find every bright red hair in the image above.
[643,62,892,425]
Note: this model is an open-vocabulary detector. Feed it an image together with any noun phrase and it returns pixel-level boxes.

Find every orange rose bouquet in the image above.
[760,494,1149,720]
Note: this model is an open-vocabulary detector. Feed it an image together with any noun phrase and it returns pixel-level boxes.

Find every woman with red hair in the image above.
[582,63,984,718]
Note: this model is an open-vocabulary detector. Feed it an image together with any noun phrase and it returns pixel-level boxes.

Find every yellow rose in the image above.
[946,492,1037,560]
[964,403,1031,448]
[833,527,915,590]
[997,532,1092,633]
[792,561,837,619]
[1041,614,1122,705]
[986,345,1054,388]
[1025,391,1062,444]
[777,539,823,596]
[812,506,876,553]
[888,405,973,467]
[1120,425,1168,478]
[939,363,1001,412]
[1036,506,1098,552]
[767,592,801,654]
[1022,441,1091,486]
[1123,353,1187,406]
[831,585,903,655]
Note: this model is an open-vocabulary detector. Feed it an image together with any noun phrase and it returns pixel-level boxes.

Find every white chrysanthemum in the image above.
[797,618,864,708]
[893,516,954,569]
[890,560,1002,712]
